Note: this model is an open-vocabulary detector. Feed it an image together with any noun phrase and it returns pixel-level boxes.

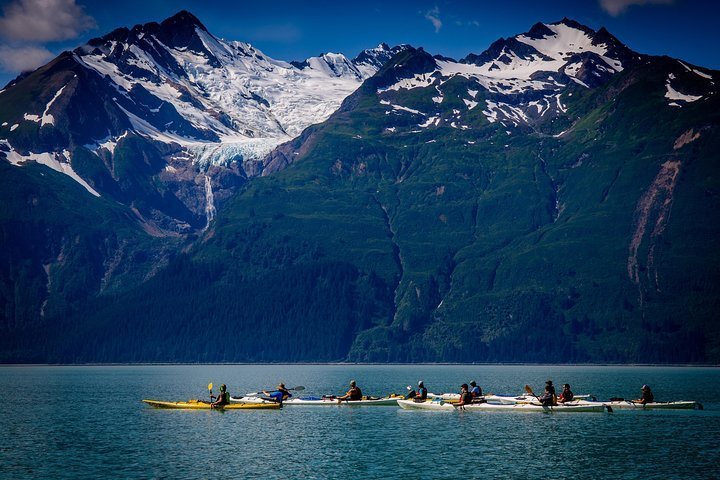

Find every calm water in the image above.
[1,365,718,479]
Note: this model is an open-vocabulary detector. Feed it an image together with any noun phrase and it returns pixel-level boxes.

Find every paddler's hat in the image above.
[220,384,227,392]
[350,380,356,386]
[642,384,650,390]
[278,383,285,388]
[563,384,570,389]
[461,383,469,389]
[470,381,477,387]
[546,380,553,384]
[418,380,424,386]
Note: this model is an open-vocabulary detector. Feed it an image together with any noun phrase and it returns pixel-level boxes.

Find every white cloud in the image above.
[600,0,674,16]
[424,6,442,33]
[0,44,53,72]
[0,0,96,42]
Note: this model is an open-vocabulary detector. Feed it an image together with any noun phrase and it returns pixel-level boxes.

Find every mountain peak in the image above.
[160,10,208,32]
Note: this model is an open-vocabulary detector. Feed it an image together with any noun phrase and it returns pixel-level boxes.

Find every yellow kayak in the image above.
[142,399,281,410]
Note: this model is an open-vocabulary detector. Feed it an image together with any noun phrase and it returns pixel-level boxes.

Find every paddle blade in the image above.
[292,386,305,391]
[208,383,213,391]
[524,384,534,396]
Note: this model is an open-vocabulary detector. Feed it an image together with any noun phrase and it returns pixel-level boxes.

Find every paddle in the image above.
[244,385,306,397]
[208,382,219,408]
[524,384,546,407]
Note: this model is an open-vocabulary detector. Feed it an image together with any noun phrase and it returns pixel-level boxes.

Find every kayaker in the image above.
[538,385,555,406]
[634,385,654,404]
[545,380,557,404]
[469,381,482,398]
[558,384,574,403]
[263,383,292,404]
[337,380,363,402]
[210,384,229,408]
[416,381,428,401]
[456,384,473,407]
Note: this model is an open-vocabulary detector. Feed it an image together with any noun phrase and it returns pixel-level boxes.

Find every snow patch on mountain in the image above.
[665,74,702,105]
[516,23,623,73]
[5,147,100,196]
[41,85,67,126]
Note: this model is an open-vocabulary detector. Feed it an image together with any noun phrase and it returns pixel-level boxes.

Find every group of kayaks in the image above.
[143,390,703,412]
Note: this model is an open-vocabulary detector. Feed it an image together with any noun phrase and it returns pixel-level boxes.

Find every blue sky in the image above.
[1,0,718,87]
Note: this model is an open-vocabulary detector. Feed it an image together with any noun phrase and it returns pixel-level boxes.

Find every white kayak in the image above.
[288,395,403,406]
[461,402,608,413]
[484,394,596,404]
[227,396,279,405]
[563,400,702,410]
[429,393,595,404]
[398,399,607,412]
[397,399,456,411]
[232,395,403,406]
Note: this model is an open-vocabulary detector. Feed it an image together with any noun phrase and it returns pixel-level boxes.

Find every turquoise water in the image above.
[1,365,718,479]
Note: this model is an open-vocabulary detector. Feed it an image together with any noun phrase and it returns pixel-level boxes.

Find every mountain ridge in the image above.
[1,12,718,363]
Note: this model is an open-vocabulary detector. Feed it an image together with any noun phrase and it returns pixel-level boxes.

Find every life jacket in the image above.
[349,387,362,400]
[417,387,428,400]
[539,393,554,406]
[461,391,473,404]
[218,392,229,404]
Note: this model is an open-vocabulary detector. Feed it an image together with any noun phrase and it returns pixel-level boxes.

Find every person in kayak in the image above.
[263,383,292,404]
[558,384,574,403]
[469,381,482,398]
[545,380,557,404]
[416,381,428,401]
[634,385,654,404]
[210,384,229,408]
[337,380,363,402]
[456,384,474,407]
[538,384,555,406]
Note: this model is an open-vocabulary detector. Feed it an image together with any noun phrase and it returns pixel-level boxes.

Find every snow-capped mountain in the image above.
[0,11,403,231]
[72,11,397,163]
[369,18,713,133]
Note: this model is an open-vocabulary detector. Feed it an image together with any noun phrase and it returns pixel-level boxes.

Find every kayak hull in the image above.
[286,396,401,406]
[484,394,595,404]
[565,400,701,410]
[398,399,604,412]
[461,402,607,413]
[397,399,455,410]
[143,399,281,410]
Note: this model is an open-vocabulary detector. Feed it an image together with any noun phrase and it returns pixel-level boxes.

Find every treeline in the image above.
[21,256,394,363]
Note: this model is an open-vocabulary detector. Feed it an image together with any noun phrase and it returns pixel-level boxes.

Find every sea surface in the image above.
[1,365,718,479]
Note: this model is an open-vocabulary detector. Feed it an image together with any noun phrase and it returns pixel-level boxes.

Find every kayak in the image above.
[461,402,608,413]
[427,392,460,400]
[398,399,606,412]
[563,400,702,410]
[230,395,404,406]
[143,399,281,410]
[484,394,596,404]
[397,399,456,411]
[428,393,595,403]
[228,396,278,404]
[289,396,401,406]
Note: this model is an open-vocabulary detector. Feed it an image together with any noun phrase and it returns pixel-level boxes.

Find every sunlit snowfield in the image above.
[1,365,718,479]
